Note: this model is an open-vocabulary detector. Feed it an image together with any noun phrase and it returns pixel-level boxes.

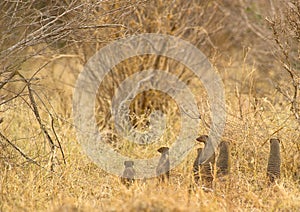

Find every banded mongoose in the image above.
[267,138,281,183]
[196,135,215,186]
[156,147,170,182]
[193,147,203,184]
[121,160,136,187]
[217,141,230,176]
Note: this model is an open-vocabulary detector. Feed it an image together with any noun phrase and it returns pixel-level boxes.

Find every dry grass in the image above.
[0,1,299,211]
[1,57,299,212]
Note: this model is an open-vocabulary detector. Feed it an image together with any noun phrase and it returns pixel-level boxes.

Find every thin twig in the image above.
[51,115,66,165]
[0,131,41,167]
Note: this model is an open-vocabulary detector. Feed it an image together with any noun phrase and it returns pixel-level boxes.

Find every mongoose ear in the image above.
[196,135,208,143]
[157,147,169,153]
[124,160,134,166]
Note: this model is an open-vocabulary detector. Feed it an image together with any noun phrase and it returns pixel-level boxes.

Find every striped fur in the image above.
[267,138,281,182]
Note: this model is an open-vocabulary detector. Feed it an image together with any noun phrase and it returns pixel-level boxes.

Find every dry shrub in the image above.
[267,0,300,125]
[0,0,144,169]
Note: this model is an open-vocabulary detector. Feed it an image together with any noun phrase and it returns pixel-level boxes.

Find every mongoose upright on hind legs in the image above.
[156,147,170,182]
[121,160,136,187]
[267,138,281,183]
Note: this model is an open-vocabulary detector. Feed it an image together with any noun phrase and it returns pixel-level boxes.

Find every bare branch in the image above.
[0,131,41,167]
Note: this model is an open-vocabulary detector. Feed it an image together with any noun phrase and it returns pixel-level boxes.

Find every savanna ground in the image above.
[0,0,300,211]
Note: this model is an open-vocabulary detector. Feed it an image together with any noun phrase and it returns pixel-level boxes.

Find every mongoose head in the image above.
[124,160,134,167]
[270,138,280,144]
[157,147,169,154]
[196,135,209,143]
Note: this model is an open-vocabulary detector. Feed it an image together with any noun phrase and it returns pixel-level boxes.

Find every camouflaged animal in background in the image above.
[156,147,170,182]
[121,160,136,187]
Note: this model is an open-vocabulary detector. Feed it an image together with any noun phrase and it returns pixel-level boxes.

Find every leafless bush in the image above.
[92,0,229,148]
[266,0,300,125]
[0,0,144,169]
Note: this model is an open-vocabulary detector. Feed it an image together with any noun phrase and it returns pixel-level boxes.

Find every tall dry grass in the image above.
[1,59,299,211]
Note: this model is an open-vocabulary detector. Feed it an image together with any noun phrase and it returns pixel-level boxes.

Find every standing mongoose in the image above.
[196,135,215,187]
[193,147,203,184]
[156,146,170,182]
[121,160,136,187]
[267,138,281,183]
[217,141,230,176]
